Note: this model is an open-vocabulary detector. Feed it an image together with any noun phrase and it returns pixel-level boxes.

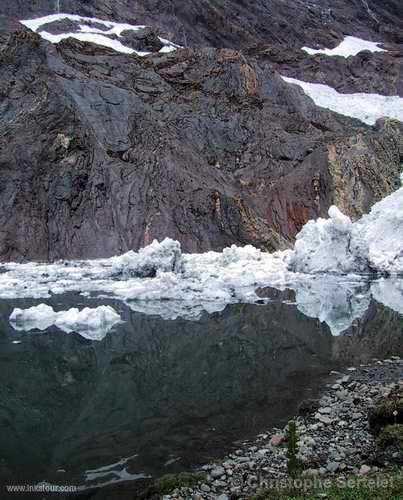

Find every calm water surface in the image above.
[0,287,402,498]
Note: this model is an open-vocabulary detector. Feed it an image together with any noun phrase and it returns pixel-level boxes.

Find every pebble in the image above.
[270,433,285,447]
[327,461,340,473]
[359,465,371,475]
[168,358,402,499]
[211,466,225,478]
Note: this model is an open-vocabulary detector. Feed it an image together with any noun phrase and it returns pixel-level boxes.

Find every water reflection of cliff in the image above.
[0,296,332,489]
[0,288,402,492]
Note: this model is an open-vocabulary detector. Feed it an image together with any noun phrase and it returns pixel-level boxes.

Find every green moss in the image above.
[141,471,206,498]
[378,424,403,449]
[286,420,303,478]
[253,471,403,500]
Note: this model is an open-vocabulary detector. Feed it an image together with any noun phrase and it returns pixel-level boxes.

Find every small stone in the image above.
[298,398,320,416]
[200,484,211,492]
[303,468,319,477]
[211,466,225,478]
[319,407,332,414]
[327,461,340,473]
[215,495,229,500]
[213,479,226,487]
[315,413,333,424]
[270,433,286,447]
[359,465,371,476]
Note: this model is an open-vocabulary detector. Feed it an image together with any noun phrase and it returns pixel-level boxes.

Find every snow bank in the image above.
[10,304,121,340]
[20,14,180,56]
[302,36,385,58]
[281,76,403,125]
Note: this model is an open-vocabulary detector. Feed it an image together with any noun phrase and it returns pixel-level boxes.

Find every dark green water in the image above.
[0,290,402,498]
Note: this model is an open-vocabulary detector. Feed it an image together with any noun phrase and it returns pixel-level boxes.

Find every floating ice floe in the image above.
[281,76,403,125]
[20,13,180,56]
[302,35,386,58]
[10,304,121,341]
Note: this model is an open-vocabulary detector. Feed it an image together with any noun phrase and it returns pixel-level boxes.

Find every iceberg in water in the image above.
[10,304,121,341]
[109,238,184,278]
[289,186,403,275]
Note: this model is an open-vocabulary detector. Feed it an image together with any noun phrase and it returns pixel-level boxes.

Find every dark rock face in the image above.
[248,44,403,97]
[0,1,402,260]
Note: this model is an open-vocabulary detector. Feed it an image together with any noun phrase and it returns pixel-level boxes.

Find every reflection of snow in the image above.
[290,278,371,336]
[83,454,149,488]
[371,279,403,315]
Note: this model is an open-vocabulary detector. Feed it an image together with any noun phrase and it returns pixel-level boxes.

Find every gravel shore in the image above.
[162,357,403,500]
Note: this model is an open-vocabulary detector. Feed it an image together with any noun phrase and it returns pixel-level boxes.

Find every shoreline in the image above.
[155,357,403,499]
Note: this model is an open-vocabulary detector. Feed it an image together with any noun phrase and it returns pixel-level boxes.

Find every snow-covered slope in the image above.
[302,36,385,58]
[20,13,179,56]
[282,76,403,125]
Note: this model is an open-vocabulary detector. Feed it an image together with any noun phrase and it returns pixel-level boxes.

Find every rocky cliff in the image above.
[0,1,402,260]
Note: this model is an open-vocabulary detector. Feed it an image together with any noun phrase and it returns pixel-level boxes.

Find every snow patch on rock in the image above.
[302,36,385,58]
[20,13,179,56]
[281,76,403,125]
[10,304,121,341]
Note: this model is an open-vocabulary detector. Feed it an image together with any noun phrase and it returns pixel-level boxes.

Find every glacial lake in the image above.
[0,284,402,498]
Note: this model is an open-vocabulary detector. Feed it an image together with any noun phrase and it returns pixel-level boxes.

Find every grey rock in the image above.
[327,461,340,473]
[211,466,225,478]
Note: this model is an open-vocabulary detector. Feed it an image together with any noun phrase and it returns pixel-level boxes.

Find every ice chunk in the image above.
[302,36,385,58]
[288,205,365,274]
[10,304,121,341]
[289,187,403,275]
[9,303,56,331]
[110,238,184,278]
[281,76,403,125]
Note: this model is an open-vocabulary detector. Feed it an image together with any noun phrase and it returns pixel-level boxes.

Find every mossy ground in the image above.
[140,471,206,498]
[378,424,403,449]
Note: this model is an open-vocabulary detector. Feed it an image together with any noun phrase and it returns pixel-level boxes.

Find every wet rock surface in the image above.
[164,358,403,499]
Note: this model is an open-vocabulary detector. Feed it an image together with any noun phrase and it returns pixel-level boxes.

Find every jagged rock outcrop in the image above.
[0,2,402,260]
